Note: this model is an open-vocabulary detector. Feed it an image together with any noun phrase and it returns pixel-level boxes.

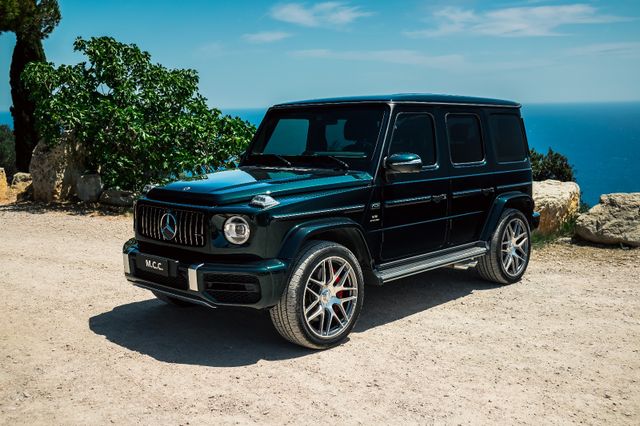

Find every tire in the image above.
[152,291,195,307]
[477,208,531,285]
[270,240,365,349]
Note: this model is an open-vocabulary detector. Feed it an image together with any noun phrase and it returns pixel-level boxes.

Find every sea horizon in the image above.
[2,101,639,205]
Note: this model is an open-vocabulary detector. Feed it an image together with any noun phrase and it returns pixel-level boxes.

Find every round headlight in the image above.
[223,216,251,245]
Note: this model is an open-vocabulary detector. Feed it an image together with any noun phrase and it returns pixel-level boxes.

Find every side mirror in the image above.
[384,153,422,174]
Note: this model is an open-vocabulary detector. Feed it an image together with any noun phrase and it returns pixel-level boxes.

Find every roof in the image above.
[275,93,520,108]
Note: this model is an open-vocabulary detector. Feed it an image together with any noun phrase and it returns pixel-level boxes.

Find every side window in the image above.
[388,113,436,166]
[489,114,527,162]
[262,119,308,155]
[446,114,484,164]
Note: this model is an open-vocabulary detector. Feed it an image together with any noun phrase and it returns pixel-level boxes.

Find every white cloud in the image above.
[271,2,372,27]
[242,31,292,43]
[290,49,465,68]
[567,42,640,57]
[406,4,628,38]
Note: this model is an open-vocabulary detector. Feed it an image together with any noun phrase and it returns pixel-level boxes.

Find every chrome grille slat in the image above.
[136,203,206,248]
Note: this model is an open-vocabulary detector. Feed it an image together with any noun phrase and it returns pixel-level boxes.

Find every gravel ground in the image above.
[1,203,639,425]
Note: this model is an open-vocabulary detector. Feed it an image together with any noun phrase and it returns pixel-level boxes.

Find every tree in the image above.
[22,36,256,191]
[0,124,16,179]
[529,148,575,182]
[0,0,61,172]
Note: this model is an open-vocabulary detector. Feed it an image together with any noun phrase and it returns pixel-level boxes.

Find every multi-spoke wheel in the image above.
[270,241,364,349]
[477,208,531,284]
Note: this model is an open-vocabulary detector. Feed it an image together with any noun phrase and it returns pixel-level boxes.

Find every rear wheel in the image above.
[270,240,364,349]
[477,208,531,284]
[152,291,195,307]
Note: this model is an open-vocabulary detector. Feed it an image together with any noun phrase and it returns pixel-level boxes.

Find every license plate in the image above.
[136,254,171,277]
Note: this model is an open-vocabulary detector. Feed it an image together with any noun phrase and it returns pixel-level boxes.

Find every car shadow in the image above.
[89,268,500,367]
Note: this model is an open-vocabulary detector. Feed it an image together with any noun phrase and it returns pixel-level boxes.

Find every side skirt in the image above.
[375,241,488,283]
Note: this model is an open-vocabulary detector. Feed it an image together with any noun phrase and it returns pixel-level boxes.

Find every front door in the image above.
[380,108,449,261]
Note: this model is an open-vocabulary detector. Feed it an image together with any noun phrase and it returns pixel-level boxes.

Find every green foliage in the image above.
[0,0,61,40]
[23,36,256,191]
[529,147,575,182]
[0,125,17,179]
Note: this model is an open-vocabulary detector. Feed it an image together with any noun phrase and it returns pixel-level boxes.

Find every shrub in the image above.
[22,36,255,191]
[0,124,16,180]
[529,147,575,182]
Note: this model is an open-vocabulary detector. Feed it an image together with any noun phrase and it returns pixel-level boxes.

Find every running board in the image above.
[375,245,488,283]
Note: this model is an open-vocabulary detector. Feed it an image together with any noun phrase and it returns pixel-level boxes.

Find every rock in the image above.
[0,167,8,203]
[532,180,581,235]
[11,172,32,185]
[76,174,103,202]
[575,193,640,247]
[29,133,86,203]
[99,189,135,207]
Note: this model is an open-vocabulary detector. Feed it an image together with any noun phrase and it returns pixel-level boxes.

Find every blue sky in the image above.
[1,0,639,109]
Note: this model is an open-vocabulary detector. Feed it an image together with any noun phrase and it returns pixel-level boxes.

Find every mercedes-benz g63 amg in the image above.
[123,94,540,349]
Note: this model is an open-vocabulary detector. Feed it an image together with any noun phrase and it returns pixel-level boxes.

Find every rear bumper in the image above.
[531,211,541,230]
[123,240,288,309]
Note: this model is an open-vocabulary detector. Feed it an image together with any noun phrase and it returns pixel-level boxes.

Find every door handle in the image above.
[432,194,447,203]
[481,187,495,195]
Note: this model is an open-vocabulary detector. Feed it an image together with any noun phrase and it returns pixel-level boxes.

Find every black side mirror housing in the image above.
[384,153,423,174]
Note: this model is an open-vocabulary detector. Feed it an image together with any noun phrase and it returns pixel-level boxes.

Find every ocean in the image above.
[3,103,638,205]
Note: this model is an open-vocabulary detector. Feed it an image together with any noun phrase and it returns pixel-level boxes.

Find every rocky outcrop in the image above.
[575,193,640,247]
[29,134,86,203]
[99,189,135,207]
[532,180,581,235]
[11,172,32,185]
[76,174,103,202]
[0,168,8,203]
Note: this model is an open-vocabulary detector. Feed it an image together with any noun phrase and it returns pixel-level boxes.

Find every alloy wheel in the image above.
[303,256,358,339]
[500,217,530,277]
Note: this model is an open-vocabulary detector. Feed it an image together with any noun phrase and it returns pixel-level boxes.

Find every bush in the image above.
[529,147,575,182]
[0,124,16,180]
[22,36,255,191]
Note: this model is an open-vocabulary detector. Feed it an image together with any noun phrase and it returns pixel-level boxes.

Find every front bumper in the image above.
[123,240,288,309]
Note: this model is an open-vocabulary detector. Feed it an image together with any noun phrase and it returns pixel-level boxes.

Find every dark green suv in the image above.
[123,94,540,349]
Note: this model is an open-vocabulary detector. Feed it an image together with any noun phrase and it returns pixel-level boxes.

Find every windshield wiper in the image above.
[311,155,349,170]
[248,153,292,167]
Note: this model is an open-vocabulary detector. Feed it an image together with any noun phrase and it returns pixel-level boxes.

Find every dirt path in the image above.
[1,204,639,425]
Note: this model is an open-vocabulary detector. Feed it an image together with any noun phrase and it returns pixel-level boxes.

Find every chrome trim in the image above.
[385,195,432,208]
[271,204,366,220]
[188,264,204,292]
[496,181,530,191]
[123,253,131,274]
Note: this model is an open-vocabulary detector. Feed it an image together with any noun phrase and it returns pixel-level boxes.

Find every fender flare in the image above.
[278,217,373,265]
[480,191,534,241]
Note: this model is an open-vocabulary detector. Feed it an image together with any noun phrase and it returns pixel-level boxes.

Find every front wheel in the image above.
[477,208,531,284]
[270,240,364,349]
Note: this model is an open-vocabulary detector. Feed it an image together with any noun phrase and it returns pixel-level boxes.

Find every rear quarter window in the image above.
[489,114,527,163]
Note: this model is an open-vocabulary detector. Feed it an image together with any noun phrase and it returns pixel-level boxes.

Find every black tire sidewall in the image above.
[293,242,364,348]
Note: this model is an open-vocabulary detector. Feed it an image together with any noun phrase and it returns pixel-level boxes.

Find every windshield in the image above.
[243,105,387,171]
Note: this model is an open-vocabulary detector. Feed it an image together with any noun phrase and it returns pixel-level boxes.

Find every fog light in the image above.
[223,216,251,245]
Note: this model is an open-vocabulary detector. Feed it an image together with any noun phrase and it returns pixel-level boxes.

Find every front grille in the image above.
[203,273,261,304]
[137,204,207,247]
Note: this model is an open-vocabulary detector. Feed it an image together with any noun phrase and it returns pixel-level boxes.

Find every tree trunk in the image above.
[10,34,45,172]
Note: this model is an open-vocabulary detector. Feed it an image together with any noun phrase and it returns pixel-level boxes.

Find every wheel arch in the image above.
[278,218,380,285]
[480,191,534,241]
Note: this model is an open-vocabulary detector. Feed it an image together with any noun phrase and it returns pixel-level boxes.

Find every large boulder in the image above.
[29,134,86,203]
[76,174,103,202]
[575,193,640,247]
[532,180,581,235]
[99,189,135,207]
[0,167,8,203]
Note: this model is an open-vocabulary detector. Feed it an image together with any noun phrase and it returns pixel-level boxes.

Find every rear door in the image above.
[445,110,496,246]
[380,107,449,261]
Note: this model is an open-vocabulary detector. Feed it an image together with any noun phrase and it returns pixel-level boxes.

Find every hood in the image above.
[147,167,372,206]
